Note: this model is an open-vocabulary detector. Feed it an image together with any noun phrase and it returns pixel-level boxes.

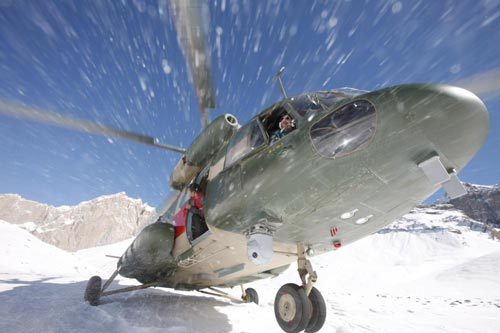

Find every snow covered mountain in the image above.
[1,183,499,253]
[0,193,155,251]
[450,183,500,229]
[1,198,499,332]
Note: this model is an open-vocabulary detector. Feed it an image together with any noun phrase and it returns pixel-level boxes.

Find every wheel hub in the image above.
[278,293,297,322]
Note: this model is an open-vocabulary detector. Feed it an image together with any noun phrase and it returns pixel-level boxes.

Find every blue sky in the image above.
[0,0,499,207]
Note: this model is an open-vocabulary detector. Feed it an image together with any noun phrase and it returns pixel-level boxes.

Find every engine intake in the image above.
[170,114,238,189]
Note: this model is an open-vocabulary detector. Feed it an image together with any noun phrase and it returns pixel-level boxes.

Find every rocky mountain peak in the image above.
[449,183,500,229]
[1,183,498,252]
[0,193,156,251]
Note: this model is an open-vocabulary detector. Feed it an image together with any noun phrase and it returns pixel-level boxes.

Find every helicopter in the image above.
[0,1,491,333]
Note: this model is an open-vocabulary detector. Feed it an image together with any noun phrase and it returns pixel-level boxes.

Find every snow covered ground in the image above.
[1,207,500,333]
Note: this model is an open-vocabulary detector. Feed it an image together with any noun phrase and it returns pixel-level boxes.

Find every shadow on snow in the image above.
[0,278,232,333]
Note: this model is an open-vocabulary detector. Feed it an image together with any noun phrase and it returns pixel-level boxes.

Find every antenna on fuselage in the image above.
[275,66,288,99]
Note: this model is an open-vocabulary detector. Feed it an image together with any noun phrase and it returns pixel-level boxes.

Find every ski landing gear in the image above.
[274,243,326,333]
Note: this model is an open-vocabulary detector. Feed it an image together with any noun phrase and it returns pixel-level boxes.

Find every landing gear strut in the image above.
[84,269,159,306]
[297,243,317,297]
[197,285,259,304]
[274,243,326,333]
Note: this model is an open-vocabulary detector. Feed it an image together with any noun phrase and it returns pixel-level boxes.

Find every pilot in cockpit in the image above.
[271,114,295,143]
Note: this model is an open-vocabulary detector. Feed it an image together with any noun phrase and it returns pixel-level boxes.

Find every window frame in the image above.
[259,102,300,145]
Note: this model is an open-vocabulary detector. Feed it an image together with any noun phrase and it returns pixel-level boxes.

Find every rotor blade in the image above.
[170,0,216,128]
[0,100,186,154]
[454,67,500,100]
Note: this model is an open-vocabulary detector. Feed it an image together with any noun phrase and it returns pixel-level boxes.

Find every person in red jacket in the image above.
[185,183,208,239]
[185,183,204,217]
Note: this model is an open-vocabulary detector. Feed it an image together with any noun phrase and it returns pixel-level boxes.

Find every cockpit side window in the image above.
[260,106,296,144]
[225,120,265,168]
[310,100,376,158]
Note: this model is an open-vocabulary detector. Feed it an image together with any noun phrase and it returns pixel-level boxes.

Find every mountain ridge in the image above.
[0,183,498,251]
[450,183,500,229]
[0,192,156,251]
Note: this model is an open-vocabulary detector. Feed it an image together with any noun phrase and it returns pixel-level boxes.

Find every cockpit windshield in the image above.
[289,88,368,121]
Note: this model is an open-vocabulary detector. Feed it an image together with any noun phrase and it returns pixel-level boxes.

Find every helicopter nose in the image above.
[387,84,489,169]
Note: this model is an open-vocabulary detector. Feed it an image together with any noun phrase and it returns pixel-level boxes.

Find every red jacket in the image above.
[173,192,204,238]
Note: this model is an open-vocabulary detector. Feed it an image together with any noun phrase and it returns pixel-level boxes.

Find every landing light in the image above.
[340,209,358,219]
[355,214,374,225]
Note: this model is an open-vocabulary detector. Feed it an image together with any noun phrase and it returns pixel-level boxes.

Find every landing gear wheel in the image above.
[274,283,312,333]
[243,288,259,304]
[305,287,326,333]
[84,276,102,306]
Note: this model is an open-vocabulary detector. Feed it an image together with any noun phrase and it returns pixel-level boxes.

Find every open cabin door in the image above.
[171,166,211,258]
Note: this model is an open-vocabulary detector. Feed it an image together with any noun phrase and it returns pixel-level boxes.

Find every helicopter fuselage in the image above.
[205,84,488,250]
[117,83,488,290]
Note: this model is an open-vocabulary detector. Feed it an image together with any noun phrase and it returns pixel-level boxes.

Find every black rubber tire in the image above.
[274,283,312,333]
[305,287,327,333]
[244,288,259,304]
[84,276,102,306]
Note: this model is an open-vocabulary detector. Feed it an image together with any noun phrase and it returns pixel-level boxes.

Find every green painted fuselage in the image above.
[205,84,488,252]
[117,84,488,286]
